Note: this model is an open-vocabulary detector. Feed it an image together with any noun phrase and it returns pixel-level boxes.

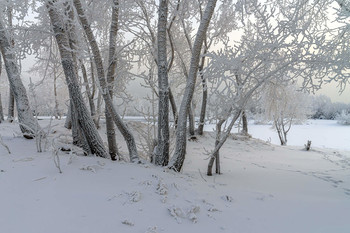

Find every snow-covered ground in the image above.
[205,119,350,151]
[1,119,350,233]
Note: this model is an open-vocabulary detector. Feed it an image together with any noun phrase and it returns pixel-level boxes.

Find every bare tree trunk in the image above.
[208,109,242,174]
[53,66,60,119]
[95,90,102,128]
[207,119,224,176]
[0,54,4,122]
[0,93,3,123]
[64,101,72,129]
[197,56,207,135]
[242,110,248,134]
[6,6,14,123]
[73,0,139,162]
[154,0,170,166]
[47,0,108,158]
[87,42,100,128]
[188,104,195,136]
[70,100,91,154]
[105,0,120,161]
[0,20,40,135]
[169,88,178,127]
[168,0,218,171]
[7,88,14,122]
[81,62,97,125]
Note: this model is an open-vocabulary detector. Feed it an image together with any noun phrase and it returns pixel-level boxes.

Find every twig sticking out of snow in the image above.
[51,135,63,173]
[0,134,11,154]
[146,226,159,233]
[221,195,234,202]
[53,148,62,174]
[121,219,134,226]
[198,169,207,182]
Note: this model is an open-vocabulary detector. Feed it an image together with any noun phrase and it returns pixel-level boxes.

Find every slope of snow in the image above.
[1,120,350,233]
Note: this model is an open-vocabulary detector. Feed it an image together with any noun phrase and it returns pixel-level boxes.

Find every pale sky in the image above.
[315,82,350,103]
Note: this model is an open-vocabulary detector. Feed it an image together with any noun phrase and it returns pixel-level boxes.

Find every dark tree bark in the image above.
[242,111,248,134]
[188,104,195,136]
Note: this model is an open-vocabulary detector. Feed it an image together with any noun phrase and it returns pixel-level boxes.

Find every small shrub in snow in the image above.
[337,111,350,125]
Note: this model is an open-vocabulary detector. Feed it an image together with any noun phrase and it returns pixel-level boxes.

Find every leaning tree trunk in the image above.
[0,20,40,135]
[207,119,224,176]
[47,0,108,158]
[154,0,170,166]
[168,0,218,172]
[65,0,95,152]
[73,0,139,162]
[70,100,91,154]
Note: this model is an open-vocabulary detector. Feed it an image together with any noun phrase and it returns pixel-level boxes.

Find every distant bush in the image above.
[337,111,350,125]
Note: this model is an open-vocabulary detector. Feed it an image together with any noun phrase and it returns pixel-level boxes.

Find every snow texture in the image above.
[0,119,349,233]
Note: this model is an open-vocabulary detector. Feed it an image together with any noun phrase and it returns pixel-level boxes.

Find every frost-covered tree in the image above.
[154,0,170,166]
[46,0,108,158]
[72,0,139,162]
[0,18,40,136]
[205,0,333,175]
[310,95,349,119]
[5,5,15,123]
[337,110,350,125]
[169,0,218,172]
[260,81,310,145]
